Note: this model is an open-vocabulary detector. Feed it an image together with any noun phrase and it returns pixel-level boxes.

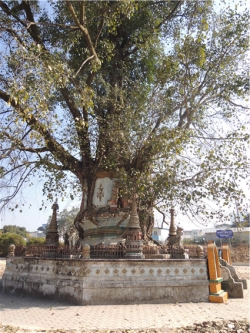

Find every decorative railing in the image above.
[14,244,207,260]
[90,244,126,259]
[15,245,82,259]
[184,245,208,258]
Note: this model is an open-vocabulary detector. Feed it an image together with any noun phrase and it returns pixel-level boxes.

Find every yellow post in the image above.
[207,242,228,303]
[222,244,232,265]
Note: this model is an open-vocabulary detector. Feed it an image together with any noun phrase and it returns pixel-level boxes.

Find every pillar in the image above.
[169,208,176,236]
[207,242,228,303]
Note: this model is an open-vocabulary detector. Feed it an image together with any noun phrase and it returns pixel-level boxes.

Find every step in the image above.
[209,290,228,303]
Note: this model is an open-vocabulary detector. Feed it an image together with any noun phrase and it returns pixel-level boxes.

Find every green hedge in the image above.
[26,237,46,246]
[0,233,26,257]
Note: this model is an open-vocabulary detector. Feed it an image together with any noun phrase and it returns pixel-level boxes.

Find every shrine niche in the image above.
[78,171,131,244]
[108,182,130,211]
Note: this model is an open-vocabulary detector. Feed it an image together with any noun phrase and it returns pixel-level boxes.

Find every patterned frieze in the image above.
[6,258,208,279]
[3,257,209,304]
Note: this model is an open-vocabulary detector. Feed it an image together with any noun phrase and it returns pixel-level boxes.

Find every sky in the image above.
[1,202,215,233]
[0,181,52,232]
[1,182,239,232]
[0,0,249,233]
[0,173,79,232]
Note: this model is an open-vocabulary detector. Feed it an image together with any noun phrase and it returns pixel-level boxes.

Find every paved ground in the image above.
[0,259,249,331]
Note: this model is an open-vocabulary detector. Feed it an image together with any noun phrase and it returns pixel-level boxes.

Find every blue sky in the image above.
[1,185,240,232]
[1,0,249,233]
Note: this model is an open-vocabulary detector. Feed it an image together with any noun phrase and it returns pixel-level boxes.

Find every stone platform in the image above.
[2,257,209,305]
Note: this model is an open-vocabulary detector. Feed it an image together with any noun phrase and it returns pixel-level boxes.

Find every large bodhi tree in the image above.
[0,0,249,239]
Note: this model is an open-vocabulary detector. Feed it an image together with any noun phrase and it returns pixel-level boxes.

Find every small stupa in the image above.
[45,201,59,245]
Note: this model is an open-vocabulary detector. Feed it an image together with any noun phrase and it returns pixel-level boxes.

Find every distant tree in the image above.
[2,225,28,238]
[231,212,250,228]
[26,237,45,246]
[183,238,194,246]
[0,232,26,257]
[244,214,250,227]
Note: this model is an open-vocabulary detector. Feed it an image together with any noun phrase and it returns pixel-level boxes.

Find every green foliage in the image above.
[47,206,79,238]
[183,236,205,245]
[231,212,250,228]
[2,225,28,238]
[0,233,26,257]
[183,238,194,245]
[57,207,79,233]
[26,237,45,247]
[193,236,206,245]
[0,0,249,228]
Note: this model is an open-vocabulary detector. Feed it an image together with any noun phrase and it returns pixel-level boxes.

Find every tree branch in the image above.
[5,28,27,48]
[0,1,26,28]
[155,1,182,30]
[94,18,105,48]
[79,1,85,25]
[0,89,81,172]
[21,0,42,44]
[74,55,95,78]
[0,164,36,209]
[154,206,169,228]
[66,2,100,63]
[227,99,250,109]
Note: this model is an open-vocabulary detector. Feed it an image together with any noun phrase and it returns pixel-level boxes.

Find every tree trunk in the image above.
[74,172,97,240]
[139,203,154,241]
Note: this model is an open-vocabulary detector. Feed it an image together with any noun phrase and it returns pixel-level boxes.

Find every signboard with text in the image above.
[216,230,234,239]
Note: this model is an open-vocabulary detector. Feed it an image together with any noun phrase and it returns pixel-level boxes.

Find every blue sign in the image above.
[216,230,234,239]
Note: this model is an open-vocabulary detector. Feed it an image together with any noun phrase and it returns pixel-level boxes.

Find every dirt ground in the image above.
[0,257,249,333]
[230,243,250,263]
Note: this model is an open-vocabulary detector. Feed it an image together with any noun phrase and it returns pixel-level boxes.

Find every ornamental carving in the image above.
[96,183,104,202]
